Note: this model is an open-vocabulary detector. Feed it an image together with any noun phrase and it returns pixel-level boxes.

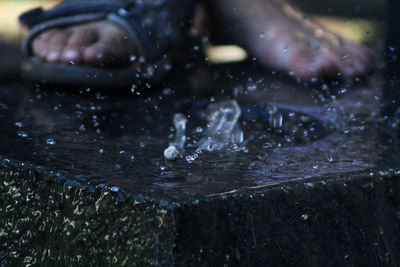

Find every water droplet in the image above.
[259,33,265,39]
[232,143,241,152]
[233,85,244,96]
[163,88,172,95]
[14,122,23,128]
[99,149,104,154]
[46,138,56,145]
[163,146,179,160]
[247,83,257,91]
[283,46,288,53]
[130,55,137,62]
[301,214,309,220]
[185,154,197,164]
[131,84,137,93]
[111,186,119,192]
[263,142,273,149]
[118,8,128,16]
[17,131,28,138]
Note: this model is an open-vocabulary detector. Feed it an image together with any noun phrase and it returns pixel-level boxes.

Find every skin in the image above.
[31,0,370,78]
[209,0,371,79]
[32,21,135,68]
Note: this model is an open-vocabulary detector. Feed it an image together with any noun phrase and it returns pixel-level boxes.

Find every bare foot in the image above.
[210,0,370,79]
[32,21,135,68]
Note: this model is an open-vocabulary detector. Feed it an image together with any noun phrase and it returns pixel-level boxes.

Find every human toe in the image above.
[45,30,70,63]
[82,42,115,66]
[83,35,133,67]
[60,27,98,64]
[32,30,57,59]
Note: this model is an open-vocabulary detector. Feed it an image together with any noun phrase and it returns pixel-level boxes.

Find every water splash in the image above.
[164,113,187,160]
[46,138,56,145]
[171,113,187,150]
[164,101,244,160]
[267,105,283,129]
[197,100,244,151]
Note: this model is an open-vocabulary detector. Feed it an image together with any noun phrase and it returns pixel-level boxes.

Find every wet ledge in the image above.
[0,49,397,264]
[2,159,400,265]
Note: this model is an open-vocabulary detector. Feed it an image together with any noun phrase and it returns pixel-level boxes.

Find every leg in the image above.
[208,0,370,79]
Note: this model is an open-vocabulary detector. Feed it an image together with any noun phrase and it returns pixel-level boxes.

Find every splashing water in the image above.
[197,100,244,151]
[267,105,283,129]
[164,100,244,160]
[164,113,187,160]
[171,113,187,150]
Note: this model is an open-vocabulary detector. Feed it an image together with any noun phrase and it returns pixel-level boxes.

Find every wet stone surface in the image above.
[1,61,400,265]
[0,69,388,200]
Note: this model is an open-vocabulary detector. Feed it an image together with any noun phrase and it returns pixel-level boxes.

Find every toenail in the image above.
[64,50,79,60]
[47,51,59,61]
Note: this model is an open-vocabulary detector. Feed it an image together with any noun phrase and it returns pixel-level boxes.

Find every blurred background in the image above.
[0,1,59,80]
[1,0,59,41]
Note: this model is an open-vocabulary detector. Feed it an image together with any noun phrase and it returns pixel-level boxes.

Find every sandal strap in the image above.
[19,0,195,61]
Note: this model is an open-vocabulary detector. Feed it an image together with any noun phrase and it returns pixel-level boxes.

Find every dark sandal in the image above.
[19,0,195,90]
